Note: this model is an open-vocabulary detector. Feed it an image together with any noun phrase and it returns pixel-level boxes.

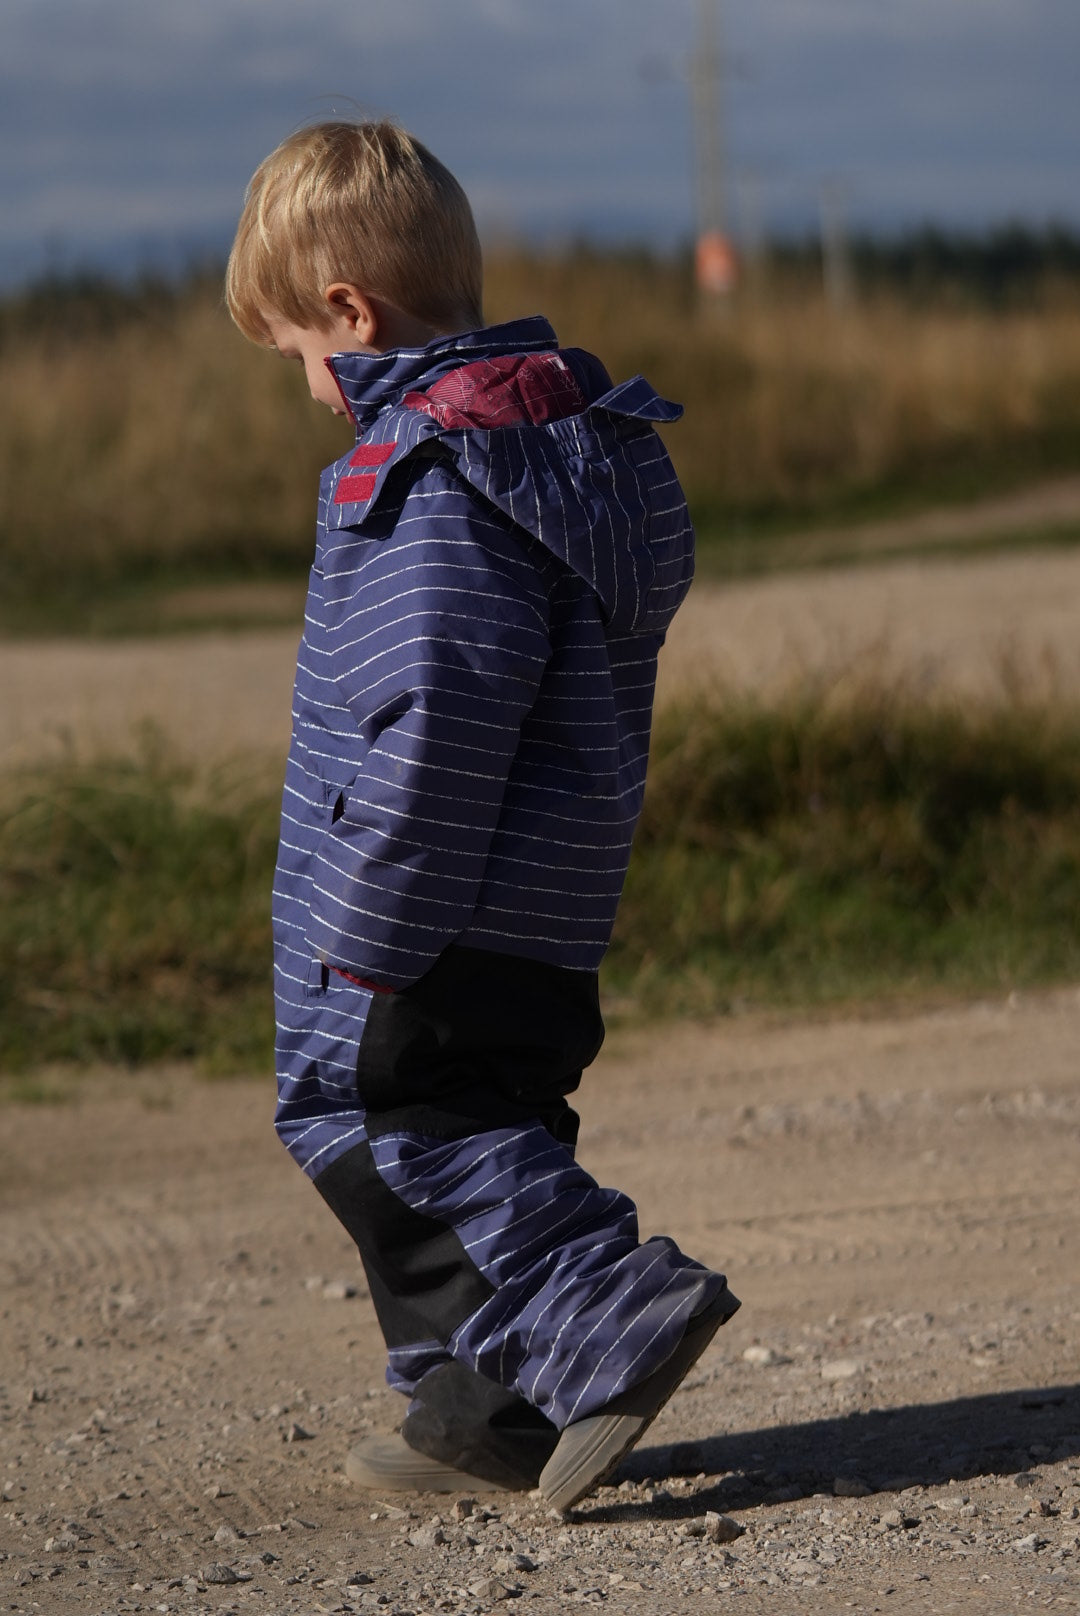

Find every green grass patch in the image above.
[4,691,1080,1075]
[0,553,310,640]
[0,737,278,1073]
[608,689,1080,1015]
[691,424,1080,546]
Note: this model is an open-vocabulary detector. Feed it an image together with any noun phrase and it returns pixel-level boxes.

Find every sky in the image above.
[3,0,1079,284]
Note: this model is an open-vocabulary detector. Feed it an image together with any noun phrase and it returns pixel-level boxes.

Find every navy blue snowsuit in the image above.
[272,316,731,1480]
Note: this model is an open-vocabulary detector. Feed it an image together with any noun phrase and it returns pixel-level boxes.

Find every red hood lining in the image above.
[403,351,587,431]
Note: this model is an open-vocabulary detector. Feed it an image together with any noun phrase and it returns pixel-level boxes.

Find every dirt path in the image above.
[662,543,1080,704]
[0,627,298,770]
[4,542,1080,770]
[745,474,1080,569]
[3,990,1079,1613]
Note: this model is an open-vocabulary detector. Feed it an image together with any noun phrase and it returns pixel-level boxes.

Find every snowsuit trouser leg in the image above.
[313,1136,560,1487]
[310,947,731,1475]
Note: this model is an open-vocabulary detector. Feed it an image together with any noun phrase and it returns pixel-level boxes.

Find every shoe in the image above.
[345,1433,517,1493]
[538,1283,741,1513]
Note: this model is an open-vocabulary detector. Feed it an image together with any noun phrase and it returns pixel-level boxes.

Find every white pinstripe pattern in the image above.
[272,317,693,1182]
[265,321,735,1427]
[368,1122,726,1429]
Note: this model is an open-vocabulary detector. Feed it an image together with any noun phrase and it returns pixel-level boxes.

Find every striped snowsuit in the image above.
[272,317,731,1475]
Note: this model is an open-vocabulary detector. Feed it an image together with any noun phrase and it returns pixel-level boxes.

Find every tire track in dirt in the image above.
[714,1189,1073,1275]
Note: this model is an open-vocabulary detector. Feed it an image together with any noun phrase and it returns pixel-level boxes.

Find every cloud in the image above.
[2,0,1079,278]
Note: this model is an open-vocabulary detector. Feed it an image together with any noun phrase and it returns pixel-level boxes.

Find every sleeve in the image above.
[303,483,552,990]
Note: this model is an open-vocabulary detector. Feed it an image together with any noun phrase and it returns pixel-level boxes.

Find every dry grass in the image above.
[0,300,334,583]
[2,253,1080,617]
[487,252,1080,519]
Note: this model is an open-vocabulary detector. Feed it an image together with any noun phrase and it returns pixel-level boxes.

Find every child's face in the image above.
[264,312,373,415]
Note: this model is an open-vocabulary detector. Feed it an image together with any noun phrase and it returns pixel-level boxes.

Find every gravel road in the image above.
[3,990,1079,1614]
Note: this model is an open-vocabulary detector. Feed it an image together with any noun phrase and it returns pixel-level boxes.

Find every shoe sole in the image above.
[345,1437,508,1494]
[538,1284,740,1513]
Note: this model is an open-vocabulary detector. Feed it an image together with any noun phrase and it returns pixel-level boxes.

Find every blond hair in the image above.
[226,120,483,343]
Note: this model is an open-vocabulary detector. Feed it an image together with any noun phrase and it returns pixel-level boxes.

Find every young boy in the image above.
[226,119,738,1512]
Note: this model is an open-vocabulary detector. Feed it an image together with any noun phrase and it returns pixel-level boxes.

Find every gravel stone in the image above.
[200,1561,249,1584]
[43,1532,79,1551]
[468,1574,513,1600]
[704,1511,744,1544]
[322,1279,360,1300]
[877,1509,921,1532]
[820,1358,864,1382]
[492,1551,537,1573]
[408,1523,448,1548]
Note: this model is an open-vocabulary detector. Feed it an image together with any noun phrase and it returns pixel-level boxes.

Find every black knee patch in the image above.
[314,1139,495,1349]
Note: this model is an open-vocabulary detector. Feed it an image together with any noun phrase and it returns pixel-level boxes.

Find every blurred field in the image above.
[4,248,1080,1073]
[5,674,1080,1073]
[5,258,1080,1613]
[4,542,1080,773]
[487,250,1080,523]
[3,251,1080,628]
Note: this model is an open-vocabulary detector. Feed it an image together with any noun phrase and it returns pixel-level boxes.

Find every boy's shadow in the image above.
[579,1383,1080,1521]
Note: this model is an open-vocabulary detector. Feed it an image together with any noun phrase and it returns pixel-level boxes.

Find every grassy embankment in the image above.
[3,253,1080,634]
[4,687,1080,1076]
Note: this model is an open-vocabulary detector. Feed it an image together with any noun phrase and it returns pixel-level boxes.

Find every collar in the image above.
[326,315,559,430]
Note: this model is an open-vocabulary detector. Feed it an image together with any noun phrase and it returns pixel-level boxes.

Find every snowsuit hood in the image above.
[325,315,694,637]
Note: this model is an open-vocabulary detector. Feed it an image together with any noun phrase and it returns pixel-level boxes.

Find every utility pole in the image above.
[819,178,854,312]
[691,0,737,302]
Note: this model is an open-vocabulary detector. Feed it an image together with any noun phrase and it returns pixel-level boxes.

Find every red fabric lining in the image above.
[330,965,395,995]
[404,352,587,430]
[323,356,355,422]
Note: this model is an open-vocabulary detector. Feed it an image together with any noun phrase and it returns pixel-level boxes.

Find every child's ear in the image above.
[323,283,379,347]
